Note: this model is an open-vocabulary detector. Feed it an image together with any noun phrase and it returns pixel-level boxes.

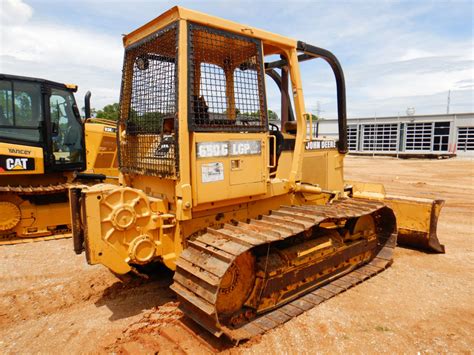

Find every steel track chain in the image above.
[0,183,72,195]
[171,198,396,341]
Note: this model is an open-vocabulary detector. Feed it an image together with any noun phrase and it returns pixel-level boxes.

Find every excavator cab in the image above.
[70,7,444,341]
[0,74,86,175]
[0,74,118,244]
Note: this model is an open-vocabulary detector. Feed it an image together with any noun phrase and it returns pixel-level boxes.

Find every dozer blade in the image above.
[384,196,444,253]
[348,181,445,253]
[171,199,397,341]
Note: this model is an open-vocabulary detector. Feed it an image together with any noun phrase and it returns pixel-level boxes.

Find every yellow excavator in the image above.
[0,73,118,244]
[70,7,444,340]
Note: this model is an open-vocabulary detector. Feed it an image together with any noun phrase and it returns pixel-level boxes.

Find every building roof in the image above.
[320,112,474,122]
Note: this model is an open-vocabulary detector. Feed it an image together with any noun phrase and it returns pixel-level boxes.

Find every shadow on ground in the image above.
[94,263,175,321]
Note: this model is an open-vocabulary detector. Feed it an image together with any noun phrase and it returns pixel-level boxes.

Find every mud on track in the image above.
[1,156,473,353]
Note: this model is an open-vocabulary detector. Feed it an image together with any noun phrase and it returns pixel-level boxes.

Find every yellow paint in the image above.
[0,142,44,175]
[73,6,444,279]
[0,121,119,241]
[84,119,119,180]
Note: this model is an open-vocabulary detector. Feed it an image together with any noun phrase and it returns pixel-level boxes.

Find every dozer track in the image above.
[171,198,397,341]
[0,183,73,245]
[0,183,70,195]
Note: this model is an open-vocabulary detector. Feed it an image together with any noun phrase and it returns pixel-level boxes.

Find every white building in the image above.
[318,113,474,157]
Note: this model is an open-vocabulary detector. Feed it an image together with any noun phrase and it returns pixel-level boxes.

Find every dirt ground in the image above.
[1,156,473,354]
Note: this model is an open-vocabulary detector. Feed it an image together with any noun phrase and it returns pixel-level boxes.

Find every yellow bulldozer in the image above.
[70,7,444,340]
[0,73,118,244]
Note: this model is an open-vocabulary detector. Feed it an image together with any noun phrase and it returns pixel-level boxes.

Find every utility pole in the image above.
[314,101,324,117]
[447,90,451,114]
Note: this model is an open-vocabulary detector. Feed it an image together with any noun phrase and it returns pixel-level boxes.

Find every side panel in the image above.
[84,122,118,177]
[191,132,267,205]
[301,142,344,192]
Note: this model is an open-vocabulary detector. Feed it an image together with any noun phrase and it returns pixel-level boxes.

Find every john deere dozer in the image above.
[70,7,444,340]
[0,73,118,244]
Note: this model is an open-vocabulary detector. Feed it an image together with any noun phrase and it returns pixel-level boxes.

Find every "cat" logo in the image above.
[0,155,35,172]
[6,158,29,170]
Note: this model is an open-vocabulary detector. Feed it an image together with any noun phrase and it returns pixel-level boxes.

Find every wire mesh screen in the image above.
[119,22,179,178]
[188,23,267,132]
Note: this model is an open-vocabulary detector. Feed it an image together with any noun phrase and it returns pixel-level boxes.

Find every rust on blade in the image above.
[386,196,445,253]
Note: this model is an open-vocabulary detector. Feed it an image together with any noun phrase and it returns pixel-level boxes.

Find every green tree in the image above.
[81,106,97,118]
[14,93,33,124]
[268,109,279,121]
[96,103,120,120]
[241,110,279,121]
[309,113,324,121]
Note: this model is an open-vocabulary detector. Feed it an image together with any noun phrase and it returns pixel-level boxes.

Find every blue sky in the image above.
[1,0,473,118]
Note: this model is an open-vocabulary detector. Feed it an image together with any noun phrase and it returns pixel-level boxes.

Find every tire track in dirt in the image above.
[0,262,174,328]
[2,157,473,353]
[105,304,235,354]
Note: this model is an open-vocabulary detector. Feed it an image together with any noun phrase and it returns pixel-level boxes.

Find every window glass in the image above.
[0,80,43,142]
[50,89,83,164]
[0,80,14,125]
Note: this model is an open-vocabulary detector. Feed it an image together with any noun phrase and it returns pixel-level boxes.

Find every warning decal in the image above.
[201,162,224,183]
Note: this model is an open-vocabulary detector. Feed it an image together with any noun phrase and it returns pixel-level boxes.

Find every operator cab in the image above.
[118,7,347,206]
[0,74,86,172]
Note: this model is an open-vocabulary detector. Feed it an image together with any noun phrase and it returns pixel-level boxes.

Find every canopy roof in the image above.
[123,6,297,55]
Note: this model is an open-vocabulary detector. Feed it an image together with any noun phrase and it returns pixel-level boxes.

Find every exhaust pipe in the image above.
[69,187,85,254]
[84,91,92,119]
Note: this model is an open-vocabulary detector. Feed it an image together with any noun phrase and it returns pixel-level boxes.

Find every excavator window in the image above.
[188,23,267,132]
[49,89,84,164]
[0,79,43,143]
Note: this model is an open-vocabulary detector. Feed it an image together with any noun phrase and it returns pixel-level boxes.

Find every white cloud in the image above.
[0,0,472,118]
[0,0,33,26]
[280,3,474,118]
[0,0,123,109]
[2,24,122,71]
[399,49,436,61]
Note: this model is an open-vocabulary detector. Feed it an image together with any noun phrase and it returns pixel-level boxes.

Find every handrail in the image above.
[264,43,349,154]
[296,41,348,154]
